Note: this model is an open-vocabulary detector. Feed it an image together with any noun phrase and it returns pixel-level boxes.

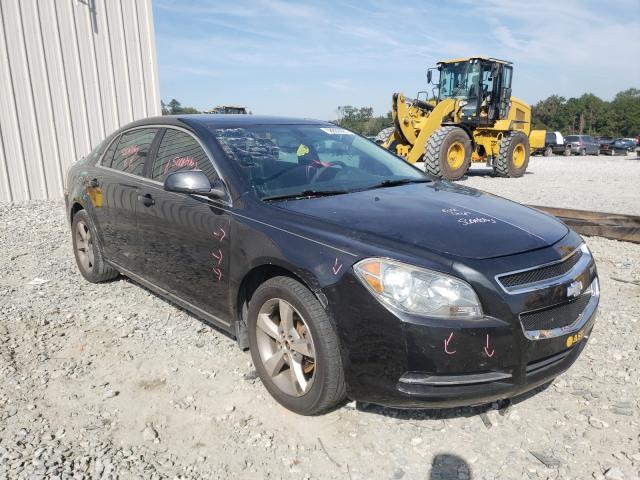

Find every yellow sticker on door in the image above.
[566,330,584,348]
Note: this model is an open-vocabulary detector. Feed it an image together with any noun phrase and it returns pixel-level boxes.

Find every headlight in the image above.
[354,258,483,318]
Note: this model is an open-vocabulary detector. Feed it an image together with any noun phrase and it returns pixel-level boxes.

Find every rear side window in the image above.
[101,136,120,166]
[151,129,218,182]
[110,128,157,176]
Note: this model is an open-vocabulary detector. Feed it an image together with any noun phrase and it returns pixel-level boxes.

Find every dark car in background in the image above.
[599,139,629,156]
[65,115,599,415]
[613,138,637,152]
[565,135,600,156]
[533,131,570,156]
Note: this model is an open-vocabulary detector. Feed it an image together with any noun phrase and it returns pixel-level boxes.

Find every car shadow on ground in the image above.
[114,276,553,423]
[117,276,239,345]
[353,380,553,422]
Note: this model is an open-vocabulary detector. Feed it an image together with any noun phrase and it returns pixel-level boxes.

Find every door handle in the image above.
[89,178,100,188]
[138,193,155,207]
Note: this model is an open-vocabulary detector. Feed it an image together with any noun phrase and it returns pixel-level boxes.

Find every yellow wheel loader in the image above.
[379,57,545,180]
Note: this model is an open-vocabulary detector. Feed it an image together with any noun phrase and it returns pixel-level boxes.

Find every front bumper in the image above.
[324,236,598,408]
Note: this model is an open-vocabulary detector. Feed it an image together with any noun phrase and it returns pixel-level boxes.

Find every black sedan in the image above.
[65,115,599,415]
[600,140,629,156]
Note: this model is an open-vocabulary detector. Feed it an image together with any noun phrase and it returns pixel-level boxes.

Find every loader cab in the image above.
[436,57,513,126]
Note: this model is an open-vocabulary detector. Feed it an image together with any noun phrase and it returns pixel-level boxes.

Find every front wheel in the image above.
[494,131,530,177]
[424,126,472,180]
[374,126,395,145]
[248,276,346,415]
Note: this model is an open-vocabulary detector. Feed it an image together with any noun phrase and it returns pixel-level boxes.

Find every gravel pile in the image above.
[1,179,639,478]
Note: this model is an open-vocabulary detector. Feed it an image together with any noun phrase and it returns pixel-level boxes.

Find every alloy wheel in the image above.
[75,220,95,272]
[255,298,316,396]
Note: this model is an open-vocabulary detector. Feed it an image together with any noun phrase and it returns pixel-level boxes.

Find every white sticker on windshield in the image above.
[320,127,354,135]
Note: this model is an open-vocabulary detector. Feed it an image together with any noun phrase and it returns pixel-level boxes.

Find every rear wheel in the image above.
[71,210,119,283]
[248,276,346,415]
[494,131,530,177]
[563,146,572,156]
[424,126,472,180]
[544,146,553,157]
[580,147,587,156]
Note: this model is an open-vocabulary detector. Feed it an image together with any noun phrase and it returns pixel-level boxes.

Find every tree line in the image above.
[333,88,640,138]
[161,99,201,115]
[332,106,393,136]
[531,88,639,138]
[163,88,640,139]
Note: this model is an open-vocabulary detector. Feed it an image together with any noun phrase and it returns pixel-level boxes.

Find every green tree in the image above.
[333,106,392,135]
[532,88,639,138]
[163,99,201,115]
[610,88,640,137]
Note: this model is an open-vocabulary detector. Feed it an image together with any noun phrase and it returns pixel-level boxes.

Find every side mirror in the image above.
[426,69,432,84]
[164,170,224,198]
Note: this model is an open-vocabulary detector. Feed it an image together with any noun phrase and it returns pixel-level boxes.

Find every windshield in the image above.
[211,125,428,200]
[439,61,481,100]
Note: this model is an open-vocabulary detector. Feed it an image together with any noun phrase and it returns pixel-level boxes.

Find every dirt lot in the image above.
[462,154,640,216]
[1,155,639,479]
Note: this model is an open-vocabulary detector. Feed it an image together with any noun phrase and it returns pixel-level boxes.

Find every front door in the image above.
[94,128,159,273]
[136,128,232,322]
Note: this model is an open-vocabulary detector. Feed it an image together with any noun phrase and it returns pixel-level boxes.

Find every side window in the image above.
[111,128,157,176]
[152,129,218,182]
[102,135,120,166]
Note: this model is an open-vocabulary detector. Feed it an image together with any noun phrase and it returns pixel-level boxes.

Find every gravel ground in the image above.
[461,154,640,215]
[1,156,639,479]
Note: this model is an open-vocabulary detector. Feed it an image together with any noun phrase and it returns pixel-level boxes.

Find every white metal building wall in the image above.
[0,0,160,202]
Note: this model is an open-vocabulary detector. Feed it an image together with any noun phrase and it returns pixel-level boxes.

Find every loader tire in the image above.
[424,126,472,180]
[494,131,529,178]
[374,127,394,145]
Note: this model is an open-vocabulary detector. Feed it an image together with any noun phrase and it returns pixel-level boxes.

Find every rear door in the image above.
[94,127,159,273]
[136,127,232,322]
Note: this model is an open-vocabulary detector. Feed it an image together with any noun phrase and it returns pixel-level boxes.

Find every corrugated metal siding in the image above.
[0,0,160,202]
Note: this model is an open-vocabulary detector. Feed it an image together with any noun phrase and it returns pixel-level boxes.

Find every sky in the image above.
[153,0,640,120]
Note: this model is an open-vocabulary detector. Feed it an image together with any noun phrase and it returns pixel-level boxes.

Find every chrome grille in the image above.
[498,249,582,289]
[520,291,591,332]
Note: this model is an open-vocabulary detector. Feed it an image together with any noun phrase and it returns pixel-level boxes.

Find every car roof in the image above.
[121,114,332,131]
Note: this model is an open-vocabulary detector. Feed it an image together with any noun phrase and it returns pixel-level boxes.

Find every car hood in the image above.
[272,182,568,260]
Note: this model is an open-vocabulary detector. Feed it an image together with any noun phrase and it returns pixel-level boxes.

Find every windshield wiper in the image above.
[363,178,431,190]
[262,190,349,202]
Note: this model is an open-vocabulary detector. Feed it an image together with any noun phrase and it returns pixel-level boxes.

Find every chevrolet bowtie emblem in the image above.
[567,280,583,298]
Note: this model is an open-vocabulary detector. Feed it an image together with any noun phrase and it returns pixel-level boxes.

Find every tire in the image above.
[580,148,586,156]
[71,209,119,283]
[563,146,571,156]
[494,131,530,178]
[374,126,394,145]
[424,126,472,180]
[247,276,346,415]
[544,146,553,157]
